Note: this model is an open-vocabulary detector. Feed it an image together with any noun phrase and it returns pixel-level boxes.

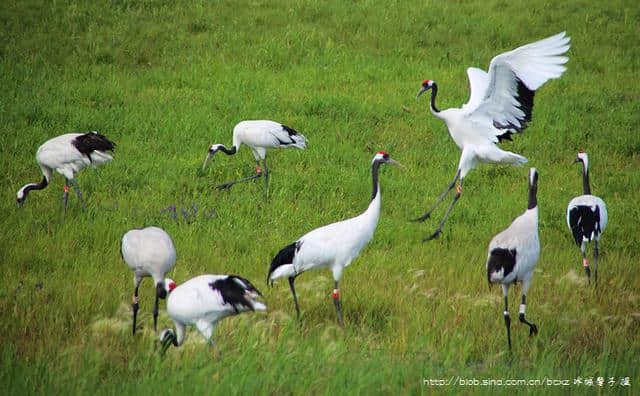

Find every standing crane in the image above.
[267,152,402,326]
[487,168,540,351]
[415,32,570,240]
[122,226,177,335]
[567,151,607,285]
[202,120,306,191]
[160,274,266,353]
[16,131,115,213]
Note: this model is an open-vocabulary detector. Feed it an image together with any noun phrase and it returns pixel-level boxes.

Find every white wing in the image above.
[461,67,490,112]
[236,120,306,149]
[464,32,570,132]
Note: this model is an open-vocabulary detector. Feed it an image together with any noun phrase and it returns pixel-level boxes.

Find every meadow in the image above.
[1,0,639,394]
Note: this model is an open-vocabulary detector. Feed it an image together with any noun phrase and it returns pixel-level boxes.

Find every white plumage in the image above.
[267,152,402,326]
[202,120,307,191]
[415,32,570,240]
[16,132,115,212]
[486,168,540,351]
[159,274,266,352]
[121,226,177,335]
[566,151,608,284]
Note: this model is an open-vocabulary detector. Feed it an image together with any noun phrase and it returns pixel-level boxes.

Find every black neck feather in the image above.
[219,145,237,155]
[371,160,381,201]
[430,84,440,113]
[25,176,48,195]
[582,164,591,195]
[528,174,538,210]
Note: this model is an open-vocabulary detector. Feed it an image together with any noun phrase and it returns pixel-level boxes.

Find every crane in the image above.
[415,32,570,240]
[121,226,177,335]
[567,151,608,285]
[16,131,115,213]
[267,152,402,326]
[487,168,540,351]
[202,120,306,191]
[160,274,265,353]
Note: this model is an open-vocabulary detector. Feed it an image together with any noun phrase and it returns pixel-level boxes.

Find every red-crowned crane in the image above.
[122,226,177,335]
[415,32,570,241]
[202,120,306,191]
[16,131,115,213]
[567,151,608,285]
[487,168,540,351]
[267,152,402,326]
[159,274,266,353]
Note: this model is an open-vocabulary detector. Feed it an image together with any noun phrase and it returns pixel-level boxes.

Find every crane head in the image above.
[202,144,223,170]
[372,151,404,168]
[16,189,27,207]
[575,151,588,169]
[416,80,435,98]
[159,278,177,299]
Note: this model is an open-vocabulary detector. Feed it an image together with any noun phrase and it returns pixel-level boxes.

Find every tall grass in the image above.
[1,0,639,394]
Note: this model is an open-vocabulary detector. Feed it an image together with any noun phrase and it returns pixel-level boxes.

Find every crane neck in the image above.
[429,83,440,114]
[582,164,591,195]
[370,160,382,202]
[218,145,237,155]
[527,180,537,210]
[360,160,382,227]
[18,176,49,200]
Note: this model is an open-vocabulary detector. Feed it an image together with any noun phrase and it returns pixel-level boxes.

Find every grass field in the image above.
[1,0,639,394]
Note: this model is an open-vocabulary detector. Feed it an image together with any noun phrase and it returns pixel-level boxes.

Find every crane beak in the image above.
[388,159,405,169]
[202,152,213,170]
[416,86,429,99]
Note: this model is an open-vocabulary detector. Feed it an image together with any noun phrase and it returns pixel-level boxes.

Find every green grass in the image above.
[1,0,639,394]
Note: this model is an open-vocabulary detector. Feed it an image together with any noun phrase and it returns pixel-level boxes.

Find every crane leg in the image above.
[503,292,512,352]
[263,158,270,200]
[153,286,161,333]
[69,179,86,211]
[423,178,463,241]
[414,169,460,222]
[288,277,300,320]
[518,294,538,337]
[582,242,590,284]
[132,286,139,336]
[63,179,70,214]
[594,240,599,287]
[332,281,344,327]
[215,162,263,190]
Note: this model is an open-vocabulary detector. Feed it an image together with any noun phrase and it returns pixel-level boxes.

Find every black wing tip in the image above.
[281,124,301,136]
[496,131,514,142]
[568,205,601,246]
[267,241,298,279]
[487,247,517,278]
[227,274,263,296]
[493,79,536,134]
[73,131,116,156]
[209,275,262,311]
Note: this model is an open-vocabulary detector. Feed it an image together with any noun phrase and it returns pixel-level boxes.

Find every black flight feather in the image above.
[487,248,517,284]
[267,241,301,284]
[569,205,601,246]
[72,132,116,160]
[209,275,262,313]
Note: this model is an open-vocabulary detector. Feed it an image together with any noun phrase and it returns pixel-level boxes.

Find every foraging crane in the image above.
[415,32,570,241]
[267,152,402,326]
[202,120,307,191]
[487,168,540,351]
[16,131,115,213]
[122,226,177,335]
[566,151,607,285]
[159,274,266,353]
